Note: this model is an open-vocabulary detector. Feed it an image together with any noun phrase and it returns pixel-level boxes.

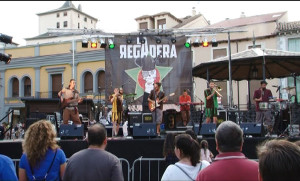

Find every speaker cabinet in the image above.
[240,123,263,137]
[132,123,157,137]
[200,123,216,136]
[128,112,142,125]
[60,124,84,140]
[142,113,152,123]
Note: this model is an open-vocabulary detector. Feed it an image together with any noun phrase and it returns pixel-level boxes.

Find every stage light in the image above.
[185,38,191,48]
[91,38,97,48]
[192,38,200,47]
[82,38,88,48]
[0,53,12,64]
[0,33,12,44]
[100,38,107,48]
[212,37,218,47]
[156,37,161,44]
[126,38,132,44]
[139,37,145,44]
[202,38,209,47]
[171,37,176,44]
[108,39,115,49]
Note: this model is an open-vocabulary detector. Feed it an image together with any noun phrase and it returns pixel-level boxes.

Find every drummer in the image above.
[253,80,273,136]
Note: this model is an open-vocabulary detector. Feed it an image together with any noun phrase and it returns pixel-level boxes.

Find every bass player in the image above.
[148,82,167,137]
[58,79,83,125]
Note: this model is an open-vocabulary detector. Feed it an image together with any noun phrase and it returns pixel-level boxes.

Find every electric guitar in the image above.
[60,98,82,109]
[148,93,175,112]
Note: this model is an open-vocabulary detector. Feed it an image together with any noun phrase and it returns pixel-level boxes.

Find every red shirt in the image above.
[253,88,273,111]
[179,95,191,111]
[196,152,258,181]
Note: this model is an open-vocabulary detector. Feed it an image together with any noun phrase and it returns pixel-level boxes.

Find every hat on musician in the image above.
[260,80,268,85]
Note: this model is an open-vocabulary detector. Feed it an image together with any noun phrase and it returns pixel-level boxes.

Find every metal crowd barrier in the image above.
[12,158,131,181]
[131,157,165,181]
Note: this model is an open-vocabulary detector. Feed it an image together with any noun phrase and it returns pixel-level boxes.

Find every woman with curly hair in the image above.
[19,120,67,181]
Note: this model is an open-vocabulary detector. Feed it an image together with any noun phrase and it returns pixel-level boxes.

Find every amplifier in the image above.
[60,124,84,140]
[128,112,142,125]
[142,113,153,123]
[133,123,157,137]
[240,123,263,137]
[200,123,216,137]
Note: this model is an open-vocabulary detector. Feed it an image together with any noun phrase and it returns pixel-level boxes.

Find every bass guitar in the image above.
[148,93,175,112]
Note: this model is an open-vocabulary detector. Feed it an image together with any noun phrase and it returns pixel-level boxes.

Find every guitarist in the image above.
[148,82,166,137]
[179,89,191,126]
[58,79,83,125]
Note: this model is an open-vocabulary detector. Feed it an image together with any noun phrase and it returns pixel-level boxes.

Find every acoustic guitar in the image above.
[60,98,81,109]
[148,93,175,112]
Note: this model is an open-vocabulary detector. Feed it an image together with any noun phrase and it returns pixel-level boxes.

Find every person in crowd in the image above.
[63,123,123,181]
[0,154,18,181]
[294,140,300,147]
[163,133,179,166]
[162,134,210,181]
[185,129,197,140]
[0,123,5,140]
[200,140,214,163]
[19,120,67,181]
[257,139,300,181]
[196,121,258,181]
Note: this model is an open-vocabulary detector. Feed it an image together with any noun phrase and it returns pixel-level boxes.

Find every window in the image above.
[78,23,80,29]
[157,19,166,30]
[84,17,87,22]
[24,77,31,97]
[64,12,67,16]
[139,22,148,29]
[51,74,62,98]
[97,71,105,92]
[57,13,60,18]
[57,22,60,28]
[212,48,227,59]
[84,72,93,93]
[12,78,19,97]
[64,21,68,28]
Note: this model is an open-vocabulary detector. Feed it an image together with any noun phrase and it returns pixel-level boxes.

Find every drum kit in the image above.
[258,86,297,136]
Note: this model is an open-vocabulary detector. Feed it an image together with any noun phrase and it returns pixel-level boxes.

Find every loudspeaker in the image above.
[60,124,84,139]
[193,123,200,135]
[200,123,216,136]
[240,123,263,137]
[133,123,157,137]
[163,109,177,130]
[142,113,152,123]
[128,112,142,125]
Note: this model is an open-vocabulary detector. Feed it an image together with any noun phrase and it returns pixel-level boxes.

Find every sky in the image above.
[1,1,300,46]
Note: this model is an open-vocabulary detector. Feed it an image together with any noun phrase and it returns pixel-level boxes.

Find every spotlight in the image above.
[184,38,191,48]
[139,37,145,44]
[108,39,115,49]
[156,37,161,44]
[100,38,107,48]
[126,38,132,44]
[0,53,12,64]
[0,33,12,44]
[91,38,97,48]
[212,37,218,47]
[192,38,200,47]
[202,38,209,47]
[82,38,88,48]
[171,37,176,44]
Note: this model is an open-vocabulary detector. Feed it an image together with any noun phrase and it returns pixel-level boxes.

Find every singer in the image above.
[253,80,273,136]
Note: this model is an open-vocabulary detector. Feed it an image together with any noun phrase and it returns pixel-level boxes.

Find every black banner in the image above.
[105,35,192,107]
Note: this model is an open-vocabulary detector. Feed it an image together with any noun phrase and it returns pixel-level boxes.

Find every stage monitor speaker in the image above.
[240,123,263,137]
[163,109,177,130]
[193,123,200,135]
[60,124,84,140]
[142,113,152,123]
[133,123,157,137]
[128,112,142,125]
[200,123,216,136]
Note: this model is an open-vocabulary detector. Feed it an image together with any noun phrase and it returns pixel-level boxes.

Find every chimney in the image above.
[192,7,196,16]
[240,12,246,18]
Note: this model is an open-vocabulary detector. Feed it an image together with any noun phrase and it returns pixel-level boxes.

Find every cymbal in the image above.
[282,86,296,91]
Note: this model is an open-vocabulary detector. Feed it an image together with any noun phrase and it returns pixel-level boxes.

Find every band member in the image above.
[58,79,83,125]
[204,81,220,124]
[109,88,123,137]
[148,82,166,137]
[179,89,191,126]
[253,80,273,135]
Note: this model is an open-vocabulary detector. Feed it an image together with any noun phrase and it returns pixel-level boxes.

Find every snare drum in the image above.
[259,102,270,110]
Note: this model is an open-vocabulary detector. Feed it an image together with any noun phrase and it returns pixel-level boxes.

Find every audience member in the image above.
[0,154,18,181]
[163,133,179,166]
[63,123,124,181]
[185,129,197,140]
[0,123,5,140]
[19,120,67,181]
[196,121,258,181]
[200,140,214,163]
[294,140,300,147]
[162,134,210,181]
[257,139,300,181]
